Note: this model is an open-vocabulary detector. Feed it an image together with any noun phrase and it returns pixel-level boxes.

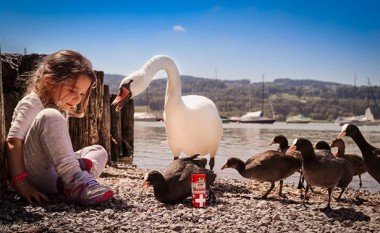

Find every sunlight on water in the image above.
[132,121,380,193]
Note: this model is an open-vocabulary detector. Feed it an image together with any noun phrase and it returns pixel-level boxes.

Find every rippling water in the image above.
[132,121,380,193]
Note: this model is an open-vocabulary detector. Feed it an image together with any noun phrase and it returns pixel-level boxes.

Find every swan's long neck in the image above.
[142,56,181,103]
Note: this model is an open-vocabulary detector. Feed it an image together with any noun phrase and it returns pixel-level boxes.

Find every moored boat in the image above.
[239,111,276,124]
[286,114,311,124]
[335,107,380,126]
[134,112,158,122]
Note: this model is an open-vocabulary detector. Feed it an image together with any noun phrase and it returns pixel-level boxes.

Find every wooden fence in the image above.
[0,53,134,197]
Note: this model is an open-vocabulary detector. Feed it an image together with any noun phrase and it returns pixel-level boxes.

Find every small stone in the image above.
[104,209,114,215]
[273,214,281,221]
[171,224,183,232]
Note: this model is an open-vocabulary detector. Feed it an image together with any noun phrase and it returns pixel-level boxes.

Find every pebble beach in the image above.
[1,162,379,233]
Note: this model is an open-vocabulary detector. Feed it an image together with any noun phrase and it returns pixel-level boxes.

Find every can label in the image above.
[191,174,206,208]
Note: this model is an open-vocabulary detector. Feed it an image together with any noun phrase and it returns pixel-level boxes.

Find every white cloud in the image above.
[173,25,186,32]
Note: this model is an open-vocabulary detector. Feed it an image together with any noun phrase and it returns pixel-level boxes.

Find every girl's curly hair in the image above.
[28,49,97,118]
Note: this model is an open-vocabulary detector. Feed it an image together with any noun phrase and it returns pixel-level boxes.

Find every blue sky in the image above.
[1,0,379,86]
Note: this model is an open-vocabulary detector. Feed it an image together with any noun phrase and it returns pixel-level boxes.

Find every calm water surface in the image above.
[132,121,380,193]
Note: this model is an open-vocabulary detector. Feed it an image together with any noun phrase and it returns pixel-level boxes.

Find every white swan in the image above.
[112,55,223,170]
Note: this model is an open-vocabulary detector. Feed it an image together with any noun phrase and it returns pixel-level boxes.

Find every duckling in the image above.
[221,150,301,199]
[338,124,380,184]
[288,138,353,210]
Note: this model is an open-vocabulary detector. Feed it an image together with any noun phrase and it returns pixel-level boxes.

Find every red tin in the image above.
[191,174,207,208]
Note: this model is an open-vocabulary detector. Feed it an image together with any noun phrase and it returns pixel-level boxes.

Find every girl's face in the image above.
[51,74,92,111]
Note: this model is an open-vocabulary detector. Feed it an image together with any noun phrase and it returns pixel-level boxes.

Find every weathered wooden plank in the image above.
[100,84,111,161]
[110,94,122,161]
[121,100,134,157]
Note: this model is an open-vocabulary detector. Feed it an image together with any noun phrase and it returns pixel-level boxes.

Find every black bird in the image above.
[142,154,216,204]
[221,150,301,199]
[269,135,304,189]
[338,124,380,184]
[288,138,353,210]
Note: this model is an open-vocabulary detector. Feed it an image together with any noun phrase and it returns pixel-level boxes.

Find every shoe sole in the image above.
[66,190,114,205]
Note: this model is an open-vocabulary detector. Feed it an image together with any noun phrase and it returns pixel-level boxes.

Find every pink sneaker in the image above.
[57,158,95,195]
[63,172,113,205]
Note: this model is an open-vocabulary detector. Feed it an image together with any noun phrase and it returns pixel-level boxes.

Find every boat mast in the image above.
[367,78,370,108]
[261,75,264,117]
[352,73,356,115]
[248,80,252,112]
[146,87,149,113]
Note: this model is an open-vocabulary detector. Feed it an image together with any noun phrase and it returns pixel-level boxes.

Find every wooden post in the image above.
[100,84,111,161]
[110,94,122,161]
[0,48,7,197]
[121,100,134,157]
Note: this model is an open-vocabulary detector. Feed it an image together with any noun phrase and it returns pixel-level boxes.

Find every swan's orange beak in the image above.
[112,86,131,112]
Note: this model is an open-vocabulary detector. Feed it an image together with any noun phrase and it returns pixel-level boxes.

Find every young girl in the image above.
[6,49,113,205]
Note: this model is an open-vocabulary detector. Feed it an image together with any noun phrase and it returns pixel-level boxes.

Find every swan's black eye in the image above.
[122,80,133,90]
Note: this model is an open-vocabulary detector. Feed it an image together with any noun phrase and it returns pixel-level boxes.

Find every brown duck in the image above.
[338,124,380,184]
[330,138,366,189]
[221,150,301,199]
[269,135,304,189]
[288,138,353,210]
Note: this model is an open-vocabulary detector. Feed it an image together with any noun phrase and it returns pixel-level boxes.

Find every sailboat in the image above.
[239,77,276,124]
[335,107,379,126]
[335,78,380,126]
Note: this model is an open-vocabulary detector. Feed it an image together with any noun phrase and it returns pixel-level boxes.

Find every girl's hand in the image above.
[14,181,49,204]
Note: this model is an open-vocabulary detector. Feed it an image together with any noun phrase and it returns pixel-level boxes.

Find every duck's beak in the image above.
[221,163,228,170]
[337,131,346,139]
[112,86,132,112]
[140,180,150,190]
[268,141,274,146]
[287,145,296,153]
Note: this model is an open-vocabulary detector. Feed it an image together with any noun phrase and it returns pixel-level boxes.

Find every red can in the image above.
[191,174,207,208]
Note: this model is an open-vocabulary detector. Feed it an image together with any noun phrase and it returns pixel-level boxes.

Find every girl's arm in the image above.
[6,138,49,204]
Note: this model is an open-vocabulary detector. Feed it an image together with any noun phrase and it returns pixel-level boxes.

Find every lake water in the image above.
[132,121,380,193]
